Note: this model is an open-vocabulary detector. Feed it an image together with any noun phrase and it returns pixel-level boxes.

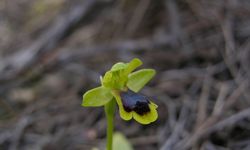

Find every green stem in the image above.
[105,98,115,150]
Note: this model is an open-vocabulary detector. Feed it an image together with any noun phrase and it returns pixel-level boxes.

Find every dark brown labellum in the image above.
[120,90,150,115]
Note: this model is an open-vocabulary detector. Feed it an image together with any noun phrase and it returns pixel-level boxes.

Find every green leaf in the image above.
[127,69,156,92]
[82,86,113,107]
[125,58,142,75]
[113,132,133,150]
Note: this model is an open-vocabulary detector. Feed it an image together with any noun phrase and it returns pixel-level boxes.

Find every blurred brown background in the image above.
[0,0,250,150]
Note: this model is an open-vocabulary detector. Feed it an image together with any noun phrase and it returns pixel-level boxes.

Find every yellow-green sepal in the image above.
[82,86,113,107]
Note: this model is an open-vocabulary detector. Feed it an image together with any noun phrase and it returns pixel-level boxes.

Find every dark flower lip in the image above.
[120,90,150,115]
[112,88,158,124]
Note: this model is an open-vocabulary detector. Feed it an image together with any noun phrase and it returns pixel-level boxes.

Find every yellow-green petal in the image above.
[132,101,158,124]
[125,58,143,75]
[111,62,127,71]
[127,69,156,93]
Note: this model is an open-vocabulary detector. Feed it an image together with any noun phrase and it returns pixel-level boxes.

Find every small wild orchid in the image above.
[82,58,158,150]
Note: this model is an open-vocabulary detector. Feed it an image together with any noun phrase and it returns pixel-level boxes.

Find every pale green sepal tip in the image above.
[100,76,103,83]
[82,86,113,107]
[127,69,156,93]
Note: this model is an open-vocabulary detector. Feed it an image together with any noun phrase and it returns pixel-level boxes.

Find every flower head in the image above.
[82,58,158,124]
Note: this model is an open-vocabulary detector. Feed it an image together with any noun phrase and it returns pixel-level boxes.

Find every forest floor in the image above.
[0,0,250,150]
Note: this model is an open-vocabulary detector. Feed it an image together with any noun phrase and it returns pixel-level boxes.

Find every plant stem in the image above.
[105,99,115,150]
